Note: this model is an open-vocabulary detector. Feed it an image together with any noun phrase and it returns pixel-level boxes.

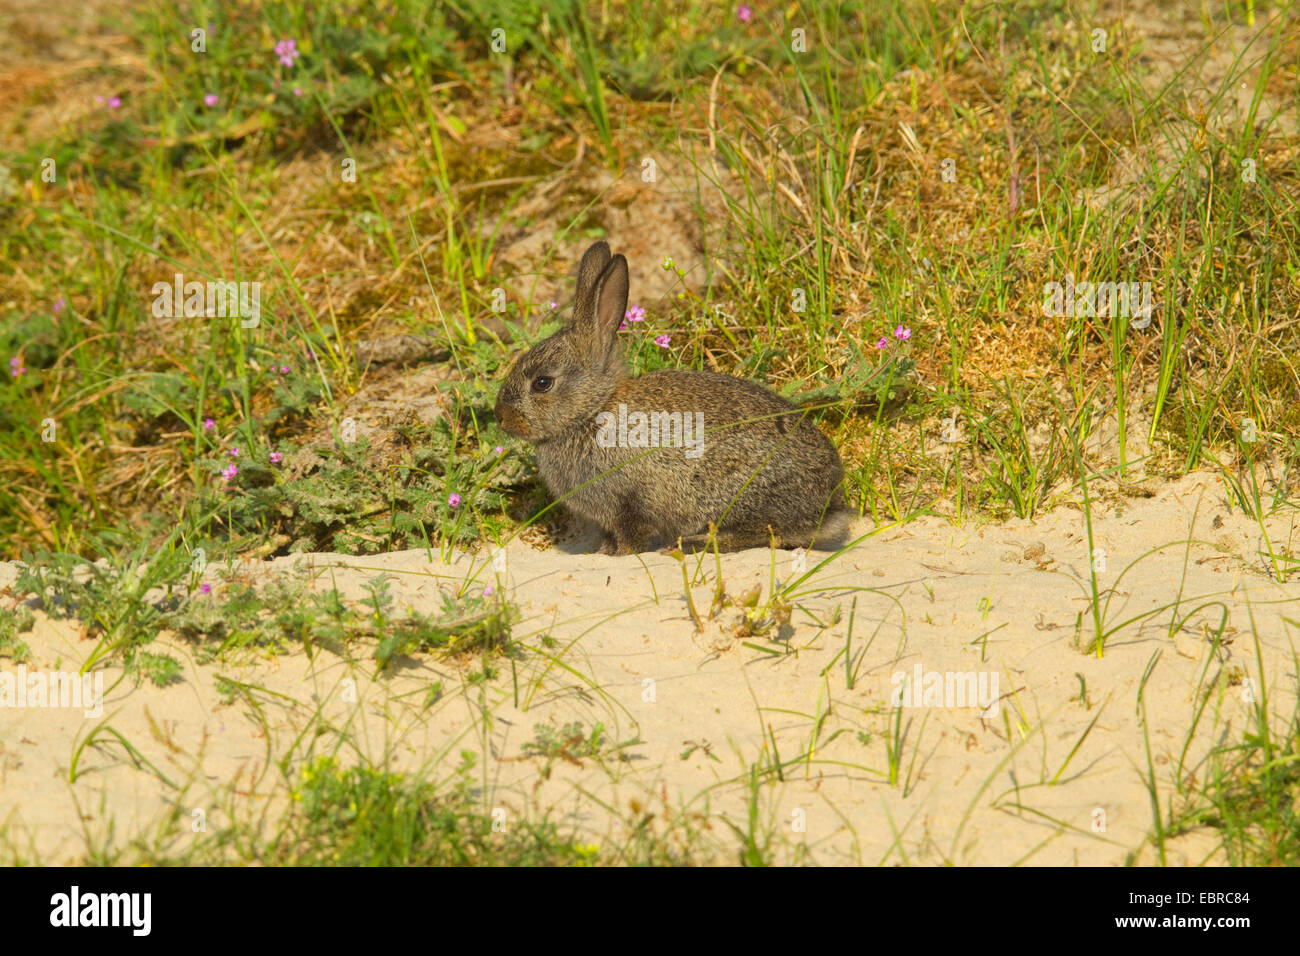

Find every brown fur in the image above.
[494,241,851,554]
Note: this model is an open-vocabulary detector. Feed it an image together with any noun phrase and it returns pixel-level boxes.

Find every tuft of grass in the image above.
[272,756,600,866]
[1160,625,1300,866]
[1187,714,1300,865]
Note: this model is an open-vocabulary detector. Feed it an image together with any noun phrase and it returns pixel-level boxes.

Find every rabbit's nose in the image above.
[496,401,528,438]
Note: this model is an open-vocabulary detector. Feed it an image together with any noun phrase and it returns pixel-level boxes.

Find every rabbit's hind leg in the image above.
[609,498,657,555]
[597,527,621,555]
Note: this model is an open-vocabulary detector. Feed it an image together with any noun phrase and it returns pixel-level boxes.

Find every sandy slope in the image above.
[1,471,1296,865]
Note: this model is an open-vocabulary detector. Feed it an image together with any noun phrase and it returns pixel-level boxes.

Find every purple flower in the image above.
[203,93,219,107]
[107,96,121,110]
[200,583,212,595]
[203,417,215,431]
[274,38,299,68]
[737,4,754,23]
[620,305,646,332]
[270,451,283,465]
[484,584,495,597]
[448,493,461,508]
[220,464,238,480]
[894,325,912,341]
[875,337,889,350]
[655,334,671,348]
[293,87,303,97]
[228,447,239,457]
[9,356,25,377]
[493,445,504,455]
[549,300,557,310]
[53,296,65,312]
[279,365,290,374]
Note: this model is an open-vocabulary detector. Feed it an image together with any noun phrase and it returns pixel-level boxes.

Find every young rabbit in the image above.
[494,240,851,554]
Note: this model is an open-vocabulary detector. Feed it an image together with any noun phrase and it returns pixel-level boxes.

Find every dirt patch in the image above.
[285,361,460,479]
[0,0,144,146]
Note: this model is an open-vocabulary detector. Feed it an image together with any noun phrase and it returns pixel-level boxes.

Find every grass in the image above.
[0,0,1298,865]
[53,752,701,866]
[5,1,1299,554]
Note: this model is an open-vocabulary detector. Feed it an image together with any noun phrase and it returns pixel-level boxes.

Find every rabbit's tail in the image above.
[808,507,854,552]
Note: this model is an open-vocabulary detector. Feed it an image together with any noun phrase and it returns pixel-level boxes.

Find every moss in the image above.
[1259,353,1298,396]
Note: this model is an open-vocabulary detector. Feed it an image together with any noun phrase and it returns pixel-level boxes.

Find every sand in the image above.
[2,470,1295,865]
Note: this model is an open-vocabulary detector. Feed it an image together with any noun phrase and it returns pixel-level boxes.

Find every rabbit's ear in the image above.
[572,241,612,326]
[591,254,629,350]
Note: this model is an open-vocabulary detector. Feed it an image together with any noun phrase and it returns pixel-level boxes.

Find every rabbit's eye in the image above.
[531,376,554,393]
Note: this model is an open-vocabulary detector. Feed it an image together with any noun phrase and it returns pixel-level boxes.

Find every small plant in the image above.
[198,411,519,558]
[163,569,519,672]
[523,721,606,764]
[374,586,517,670]
[0,606,34,662]
[733,583,794,642]
[521,721,639,780]
[14,547,194,669]
[124,650,183,687]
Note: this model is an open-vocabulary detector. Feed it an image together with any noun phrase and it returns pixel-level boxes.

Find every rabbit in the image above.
[494,240,852,555]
